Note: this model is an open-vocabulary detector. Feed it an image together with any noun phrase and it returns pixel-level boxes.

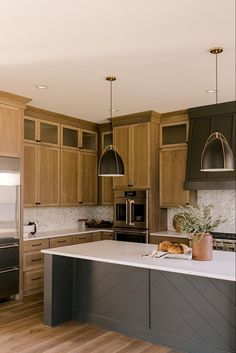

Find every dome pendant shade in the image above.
[201,132,235,172]
[98,145,124,176]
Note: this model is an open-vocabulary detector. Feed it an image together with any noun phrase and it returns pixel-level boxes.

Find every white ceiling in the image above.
[0,0,235,123]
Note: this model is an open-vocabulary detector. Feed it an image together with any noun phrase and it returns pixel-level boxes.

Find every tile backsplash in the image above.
[167,190,236,233]
[24,206,114,232]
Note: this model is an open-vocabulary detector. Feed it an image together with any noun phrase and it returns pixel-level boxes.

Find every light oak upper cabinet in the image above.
[80,152,97,205]
[24,144,38,206]
[39,146,60,206]
[61,125,98,206]
[24,117,60,147]
[61,149,79,206]
[159,114,196,208]
[113,123,150,188]
[113,125,130,188]
[160,147,189,207]
[24,144,60,207]
[0,92,30,158]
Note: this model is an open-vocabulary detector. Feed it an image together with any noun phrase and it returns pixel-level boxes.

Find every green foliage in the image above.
[176,205,225,240]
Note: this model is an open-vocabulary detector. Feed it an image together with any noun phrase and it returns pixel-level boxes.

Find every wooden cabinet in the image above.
[160,147,189,207]
[61,125,97,152]
[49,236,73,248]
[80,152,97,205]
[24,117,60,147]
[159,113,196,208]
[24,144,60,207]
[0,104,22,157]
[73,234,92,244]
[99,131,114,205]
[23,238,49,295]
[113,123,150,188]
[61,149,79,206]
[101,232,113,240]
[149,235,190,246]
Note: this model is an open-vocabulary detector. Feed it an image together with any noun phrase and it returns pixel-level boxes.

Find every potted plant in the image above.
[176,205,225,260]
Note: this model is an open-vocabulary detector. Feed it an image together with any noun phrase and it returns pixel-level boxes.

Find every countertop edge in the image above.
[24,228,113,241]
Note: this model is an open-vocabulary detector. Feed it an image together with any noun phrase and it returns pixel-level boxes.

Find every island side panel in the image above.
[44,254,74,326]
[73,259,149,333]
[150,270,236,353]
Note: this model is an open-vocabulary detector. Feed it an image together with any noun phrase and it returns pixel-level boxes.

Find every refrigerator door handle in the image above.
[0,267,18,274]
[0,243,19,250]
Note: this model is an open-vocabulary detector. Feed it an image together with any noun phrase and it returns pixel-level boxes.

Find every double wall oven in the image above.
[114,190,148,243]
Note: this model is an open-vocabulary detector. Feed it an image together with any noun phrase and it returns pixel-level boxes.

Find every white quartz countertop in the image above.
[24,228,113,241]
[42,240,236,281]
[150,231,189,238]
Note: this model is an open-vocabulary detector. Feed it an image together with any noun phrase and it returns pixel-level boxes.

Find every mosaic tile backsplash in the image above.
[167,190,236,233]
[24,206,114,232]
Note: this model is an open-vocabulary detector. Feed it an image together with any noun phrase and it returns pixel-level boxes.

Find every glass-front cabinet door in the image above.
[39,121,60,146]
[61,125,78,149]
[24,117,60,146]
[24,118,36,143]
[81,130,97,152]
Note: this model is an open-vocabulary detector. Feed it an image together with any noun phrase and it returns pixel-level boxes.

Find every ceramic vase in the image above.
[192,233,213,261]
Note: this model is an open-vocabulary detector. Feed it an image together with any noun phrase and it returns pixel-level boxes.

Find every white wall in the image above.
[24,206,114,232]
[167,190,236,233]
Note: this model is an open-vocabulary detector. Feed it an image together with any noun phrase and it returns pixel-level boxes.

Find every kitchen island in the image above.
[42,240,235,353]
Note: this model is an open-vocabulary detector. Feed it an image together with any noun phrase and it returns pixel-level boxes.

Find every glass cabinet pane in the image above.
[103,133,113,148]
[40,122,58,145]
[162,124,187,145]
[82,132,97,151]
[24,119,35,141]
[63,127,78,148]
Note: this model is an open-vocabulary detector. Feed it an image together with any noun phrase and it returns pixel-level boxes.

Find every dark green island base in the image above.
[44,254,235,353]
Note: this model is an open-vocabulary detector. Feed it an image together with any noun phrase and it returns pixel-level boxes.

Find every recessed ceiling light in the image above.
[35,84,49,90]
[206,89,216,93]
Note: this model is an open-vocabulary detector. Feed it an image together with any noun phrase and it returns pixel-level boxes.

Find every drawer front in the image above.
[24,269,44,291]
[24,239,49,253]
[102,232,113,240]
[73,234,92,244]
[49,236,73,248]
[23,251,44,271]
[91,232,102,241]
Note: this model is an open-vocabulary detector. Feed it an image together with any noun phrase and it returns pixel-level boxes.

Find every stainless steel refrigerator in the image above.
[0,157,20,299]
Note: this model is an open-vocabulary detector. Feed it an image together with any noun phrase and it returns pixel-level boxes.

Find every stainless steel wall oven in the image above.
[114,190,149,243]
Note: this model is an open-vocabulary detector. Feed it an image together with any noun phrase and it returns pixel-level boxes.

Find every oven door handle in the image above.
[125,199,129,225]
[128,200,135,226]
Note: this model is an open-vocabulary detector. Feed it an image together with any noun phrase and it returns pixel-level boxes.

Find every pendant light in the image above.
[201,47,234,172]
[98,76,124,176]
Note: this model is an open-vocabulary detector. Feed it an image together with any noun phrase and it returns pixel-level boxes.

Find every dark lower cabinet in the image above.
[44,255,235,353]
[185,101,236,190]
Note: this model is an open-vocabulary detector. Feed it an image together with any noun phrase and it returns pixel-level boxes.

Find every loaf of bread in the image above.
[158,241,189,254]
[158,241,172,252]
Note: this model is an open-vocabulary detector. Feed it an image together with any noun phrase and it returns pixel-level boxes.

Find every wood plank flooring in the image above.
[0,293,179,353]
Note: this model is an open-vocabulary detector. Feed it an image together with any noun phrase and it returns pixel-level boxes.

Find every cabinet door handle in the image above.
[31,277,42,281]
[57,240,66,243]
[79,146,84,149]
[32,258,42,262]
[79,237,86,240]
[128,184,133,187]
[32,243,42,247]
[78,201,83,204]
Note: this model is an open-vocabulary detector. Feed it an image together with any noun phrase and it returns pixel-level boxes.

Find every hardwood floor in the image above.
[0,293,179,353]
